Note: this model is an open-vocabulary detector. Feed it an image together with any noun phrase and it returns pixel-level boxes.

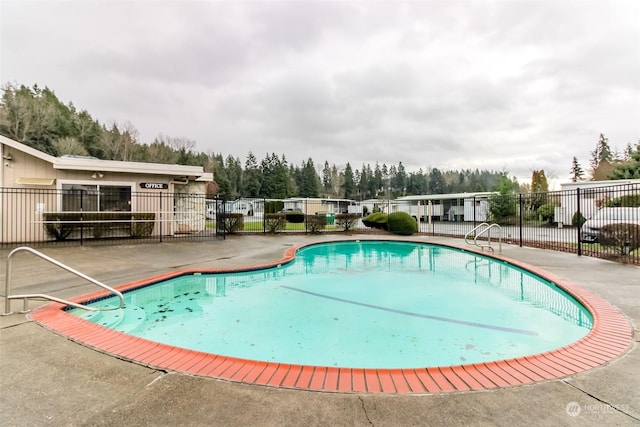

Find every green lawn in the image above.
[206,220,342,232]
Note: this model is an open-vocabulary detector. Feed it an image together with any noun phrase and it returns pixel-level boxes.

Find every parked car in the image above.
[580,207,640,243]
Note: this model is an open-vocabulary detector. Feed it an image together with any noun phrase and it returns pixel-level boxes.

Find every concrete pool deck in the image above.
[1,234,638,426]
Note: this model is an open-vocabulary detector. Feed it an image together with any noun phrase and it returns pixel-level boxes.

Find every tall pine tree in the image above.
[590,133,614,179]
[570,157,585,182]
[342,163,355,199]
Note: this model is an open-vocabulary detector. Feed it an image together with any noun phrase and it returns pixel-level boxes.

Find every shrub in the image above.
[572,211,587,227]
[598,223,640,255]
[131,213,155,237]
[264,213,286,233]
[264,201,284,214]
[362,212,388,230]
[43,213,75,240]
[43,211,156,239]
[305,214,326,233]
[222,213,244,233]
[286,212,305,223]
[606,195,640,207]
[92,221,109,238]
[85,212,119,238]
[335,213,361,231]
[489,193,517,224]
[362,205,369,216]
[387,211,418,235]
[536,203,555,224]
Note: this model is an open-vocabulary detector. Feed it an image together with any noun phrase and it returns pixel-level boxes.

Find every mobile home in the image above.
[558,180,640,225]
[396,192,496,222]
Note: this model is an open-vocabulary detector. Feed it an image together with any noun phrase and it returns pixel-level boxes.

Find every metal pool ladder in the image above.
[464,223,502,253]
[2,246,125,315]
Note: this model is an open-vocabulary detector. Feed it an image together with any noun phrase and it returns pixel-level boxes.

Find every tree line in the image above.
[1,83,638,199]
[570,133,640,182]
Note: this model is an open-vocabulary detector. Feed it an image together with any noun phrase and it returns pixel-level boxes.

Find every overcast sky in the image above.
[1,0,639,186]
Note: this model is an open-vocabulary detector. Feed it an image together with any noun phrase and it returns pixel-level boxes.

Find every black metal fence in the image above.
[2,183,639,264]
[0,188,225,247]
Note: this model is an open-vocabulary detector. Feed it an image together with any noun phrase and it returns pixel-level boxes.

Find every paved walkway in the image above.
[1,234,638,426]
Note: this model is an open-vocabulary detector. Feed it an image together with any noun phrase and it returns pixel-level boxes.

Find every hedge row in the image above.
[362,211,418,235]
[362,212,388,230]
[599,223,640,255]
[257,213,362,234]
[43,212,156,240]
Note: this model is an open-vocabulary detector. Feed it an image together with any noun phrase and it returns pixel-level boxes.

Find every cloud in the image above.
[1,0,638,186]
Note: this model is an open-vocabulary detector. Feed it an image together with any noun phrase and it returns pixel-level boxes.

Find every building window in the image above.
[62,184,131,212]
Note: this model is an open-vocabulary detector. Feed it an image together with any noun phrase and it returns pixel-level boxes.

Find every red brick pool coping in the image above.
[29,239,633,394]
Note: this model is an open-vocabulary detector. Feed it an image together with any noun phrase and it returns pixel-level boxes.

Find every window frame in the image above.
[57,180,136,212]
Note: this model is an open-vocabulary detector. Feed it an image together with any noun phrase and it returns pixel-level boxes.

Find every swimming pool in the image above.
[31,239,632,393]
[70,241,592,368]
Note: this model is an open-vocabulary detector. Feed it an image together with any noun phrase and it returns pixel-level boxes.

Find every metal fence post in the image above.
[80,191,84,246]
[518,193,523,247]
[304,199,308,234]
[262,197,266,234]
[473,196,477,227]
[159,192,163,243]
[576,188,581,256]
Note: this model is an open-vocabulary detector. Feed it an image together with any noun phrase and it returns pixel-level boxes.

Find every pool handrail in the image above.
[464,223,502,253]
[2,246,125,315]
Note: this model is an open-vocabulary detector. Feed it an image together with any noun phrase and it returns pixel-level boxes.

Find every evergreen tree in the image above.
[570,157,585,182]
[406,169,428,195]
[388,164,398,196]
[373,163,383,197]
[590,133,613,179]
[609,142,640,179]
[288,164,299,197]
[259,153,276,197]
[321,161,332,196]
[243,152,261,197]
[275,154,292,198]
[392,162,407,196]
[381,163,389,191]
[225,155,243,199]
[364,164,376,199]
[623,143,634,161]
[330,164,341,197]
[212,154,232,197]
[427,168,447,194]
[342,163,355,199]
[356,163,369,200]
[299,158,320,197]
[73,110,103,157]
[259,153,291,198]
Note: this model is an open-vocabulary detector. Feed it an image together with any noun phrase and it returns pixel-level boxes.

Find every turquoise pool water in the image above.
[71,241,592,368]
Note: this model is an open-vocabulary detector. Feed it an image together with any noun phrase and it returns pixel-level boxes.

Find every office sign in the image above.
[140,182,168,189]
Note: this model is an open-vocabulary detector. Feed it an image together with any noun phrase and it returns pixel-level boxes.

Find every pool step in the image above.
[75,304,146,331]
[114,305,147,332]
